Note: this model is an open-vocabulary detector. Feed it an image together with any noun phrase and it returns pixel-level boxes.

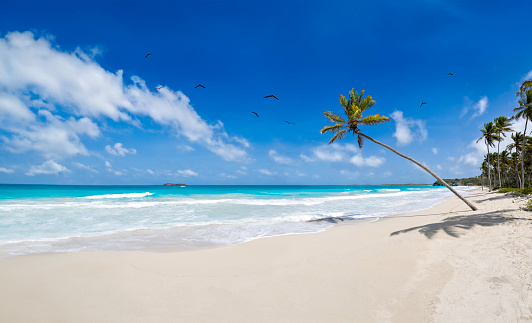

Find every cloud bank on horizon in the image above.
[0,31,250,167]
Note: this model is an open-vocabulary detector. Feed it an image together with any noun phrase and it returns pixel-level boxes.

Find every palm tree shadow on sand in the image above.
[390,209,532,239]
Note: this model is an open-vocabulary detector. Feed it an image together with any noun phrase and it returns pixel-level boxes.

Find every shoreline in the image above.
[0,188,530,322]
[0,185,472,258]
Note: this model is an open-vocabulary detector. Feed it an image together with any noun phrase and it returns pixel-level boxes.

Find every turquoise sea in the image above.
[0,184,473,257]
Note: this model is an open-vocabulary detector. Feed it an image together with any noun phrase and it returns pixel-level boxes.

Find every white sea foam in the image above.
[80,192,154,199]
[0,186,475,257]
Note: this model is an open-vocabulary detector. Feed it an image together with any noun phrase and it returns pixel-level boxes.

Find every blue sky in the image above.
[1,0,532,185]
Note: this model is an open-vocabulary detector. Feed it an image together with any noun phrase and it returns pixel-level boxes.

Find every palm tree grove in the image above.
[455,80,532,194]
[468,81,532,192]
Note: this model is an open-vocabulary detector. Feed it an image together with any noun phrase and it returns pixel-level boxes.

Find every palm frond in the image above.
[352,107,362,121]
[323,111,346,124]
[360,94,376,112]
[320,124,346,135]
[361,114,390,125]
[340,95,349,117]
[328,129,347,144]
[516,80,532,95]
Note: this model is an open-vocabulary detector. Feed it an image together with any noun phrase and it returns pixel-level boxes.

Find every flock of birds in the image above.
[145,53,295,125]
[146,53,454,124]
[418,73,454,108]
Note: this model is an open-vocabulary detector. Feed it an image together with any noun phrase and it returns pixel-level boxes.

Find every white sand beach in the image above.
[0,188,531,322]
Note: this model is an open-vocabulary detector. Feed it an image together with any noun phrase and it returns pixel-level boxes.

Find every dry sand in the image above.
[0,188,531,322]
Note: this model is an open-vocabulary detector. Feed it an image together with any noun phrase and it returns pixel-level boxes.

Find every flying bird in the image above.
[283,120,295,125]
[264,94,279,100]
[448,73,453,75]
[156,86,163,90]
[145,54,151,58]
[252,112,259,117]
[420,102,427,108]
[195,84,205,88]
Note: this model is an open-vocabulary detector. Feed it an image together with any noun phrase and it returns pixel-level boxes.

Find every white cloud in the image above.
[458,139,486,166]
[471,96,488,119]
[73,162,99,173]
[147,169,155,175]
[390,110,427,146]
[302,143,384,168]
[0,31,249,162]
[300,153,314,162]
[304,143,359,162]
[5,110,100,159]
[176,144,194,152]
[258,169,275,176]
[269,150,294,165]
[349,154,385,168]
[105,142,136,156]
[103,160,123,175]
[0,92,34,122]
[519,70,532,83]
[26,160,70,176]
[461,96,489,119]
[0,167,14,174]
[177,169,198,177]
[432,148,438,155]
[364,155,386,167]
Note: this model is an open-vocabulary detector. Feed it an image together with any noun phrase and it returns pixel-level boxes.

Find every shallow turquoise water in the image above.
[0,184,472,257]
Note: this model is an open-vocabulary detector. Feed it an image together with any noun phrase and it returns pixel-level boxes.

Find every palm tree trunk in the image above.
[497,142,501,188]
[487,146,491,191]
[516,158,521,188]
[521,120,528,189]
[356,132,478,211]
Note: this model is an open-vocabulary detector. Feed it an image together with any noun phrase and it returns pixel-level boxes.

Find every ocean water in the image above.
[0,184,473,257]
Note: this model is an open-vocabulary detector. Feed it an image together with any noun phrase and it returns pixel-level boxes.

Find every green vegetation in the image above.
[433,177,481,186]
[321,88,477,211]
[476,79,532,191]
[477,121,498,190]
[497,187,532,195]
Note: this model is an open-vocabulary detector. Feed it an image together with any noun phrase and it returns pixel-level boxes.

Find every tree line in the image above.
[477,80,532,190]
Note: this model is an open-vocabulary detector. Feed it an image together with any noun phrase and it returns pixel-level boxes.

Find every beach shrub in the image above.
[526,199,532,211]
[498,187,532,195]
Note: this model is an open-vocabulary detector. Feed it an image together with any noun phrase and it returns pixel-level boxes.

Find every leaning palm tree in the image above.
[476,122,498,191]
[320,88,477,211]
[512,88,532,188]
[493,116,513,187]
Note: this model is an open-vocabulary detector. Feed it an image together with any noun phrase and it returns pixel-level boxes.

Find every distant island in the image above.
[432,176,480,186]
[163,183,186,186]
